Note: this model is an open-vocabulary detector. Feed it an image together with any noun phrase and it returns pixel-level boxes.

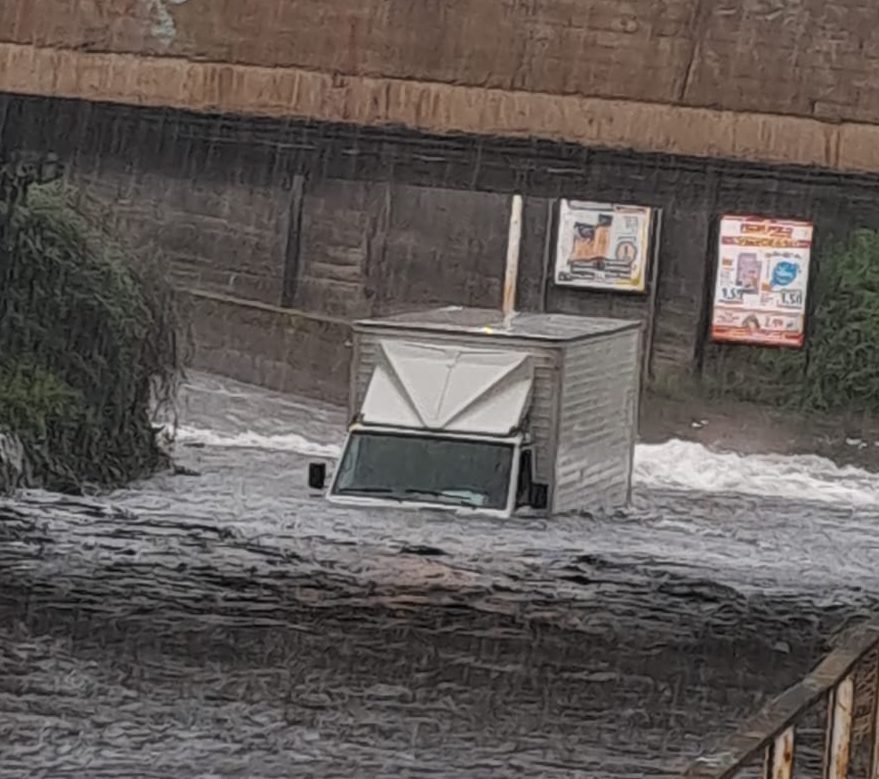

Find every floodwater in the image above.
[2,372,879,778]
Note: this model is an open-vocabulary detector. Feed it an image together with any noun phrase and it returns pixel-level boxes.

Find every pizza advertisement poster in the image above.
[710,215,814,348]
[554,200,653,292]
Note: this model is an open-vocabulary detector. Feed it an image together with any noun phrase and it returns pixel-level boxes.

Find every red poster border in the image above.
[710,214,813,349]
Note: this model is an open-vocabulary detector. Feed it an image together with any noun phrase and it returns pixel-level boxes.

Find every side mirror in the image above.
[530,482,548,510]
[308,462,327,491]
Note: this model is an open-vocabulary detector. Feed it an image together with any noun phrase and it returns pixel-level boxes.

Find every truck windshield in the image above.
[332,431,515,510]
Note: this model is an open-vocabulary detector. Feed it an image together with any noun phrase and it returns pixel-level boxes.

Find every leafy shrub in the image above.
[700,229,879,415]
[0,156,179,491]
[0,364,91,490]
[802,230,879,411]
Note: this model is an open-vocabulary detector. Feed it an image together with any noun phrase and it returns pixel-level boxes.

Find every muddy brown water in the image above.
[1,373,878,778]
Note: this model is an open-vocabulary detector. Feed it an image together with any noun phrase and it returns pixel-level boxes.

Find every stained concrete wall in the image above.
[4,96,879,400]
[4,0,879,123]
[4,1,879,172]
[74,147,291,306]
[182,292,352,405]
[293,179,508,318]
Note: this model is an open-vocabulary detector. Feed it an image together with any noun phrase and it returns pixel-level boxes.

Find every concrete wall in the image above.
[4,0,879,122]
[74,144,291,306]
[182,291,352,405]
[4,1,879,172]
[293,180,508,318]
[5,96,879,401]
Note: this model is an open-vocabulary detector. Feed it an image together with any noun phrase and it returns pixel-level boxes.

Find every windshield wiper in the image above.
[341,486,480,507]
[404,488,478,507]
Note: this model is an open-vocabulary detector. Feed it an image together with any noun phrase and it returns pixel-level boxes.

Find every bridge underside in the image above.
[1,39,879,176]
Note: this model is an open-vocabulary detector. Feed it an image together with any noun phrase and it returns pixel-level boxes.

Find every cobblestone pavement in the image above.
[1,373,878,778]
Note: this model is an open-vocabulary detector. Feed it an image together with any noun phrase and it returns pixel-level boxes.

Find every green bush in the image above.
[0,157,179,491]
[802,230,879,411]
[0,364,91,490]
[700,229,879,415]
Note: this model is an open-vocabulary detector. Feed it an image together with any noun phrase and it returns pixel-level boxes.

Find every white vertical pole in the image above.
[502,194,524,320]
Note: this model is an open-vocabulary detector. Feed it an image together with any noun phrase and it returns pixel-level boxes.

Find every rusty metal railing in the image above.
[680,617,879,779]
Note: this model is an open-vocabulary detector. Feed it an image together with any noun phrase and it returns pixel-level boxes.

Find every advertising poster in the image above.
[554,200,653,292]
[710,215,814,347]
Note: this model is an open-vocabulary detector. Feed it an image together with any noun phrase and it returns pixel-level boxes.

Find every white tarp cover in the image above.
[360,340,534,435]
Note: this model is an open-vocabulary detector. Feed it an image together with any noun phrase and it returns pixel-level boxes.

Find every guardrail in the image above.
[680,618,879,779]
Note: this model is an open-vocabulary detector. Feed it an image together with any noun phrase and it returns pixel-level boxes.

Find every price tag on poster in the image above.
[554,201,653,292]
[710,215,814,348]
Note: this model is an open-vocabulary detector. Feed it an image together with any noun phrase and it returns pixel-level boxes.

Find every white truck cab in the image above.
[328,425,535,518]
[310,306,641,519]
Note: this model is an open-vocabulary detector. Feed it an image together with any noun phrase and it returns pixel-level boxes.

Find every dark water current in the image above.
[2,373,879,778]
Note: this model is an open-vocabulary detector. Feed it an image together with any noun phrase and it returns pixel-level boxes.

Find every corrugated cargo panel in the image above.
[553,329,641,515]
[351,329,561,485]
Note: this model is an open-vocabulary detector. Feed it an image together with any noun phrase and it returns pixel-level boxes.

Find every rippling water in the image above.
[2,372,878,778]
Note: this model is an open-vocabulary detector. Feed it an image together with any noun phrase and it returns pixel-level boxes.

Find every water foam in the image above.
[170,424,879,507]
[634,438,879,507]
[172,426,342,459]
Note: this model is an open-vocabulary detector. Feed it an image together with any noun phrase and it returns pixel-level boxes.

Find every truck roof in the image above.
[354,306,641,343]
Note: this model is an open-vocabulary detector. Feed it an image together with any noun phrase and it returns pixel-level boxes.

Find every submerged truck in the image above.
[309,306,642,518]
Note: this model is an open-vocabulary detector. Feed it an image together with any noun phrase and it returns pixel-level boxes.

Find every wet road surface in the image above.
[2,373,879,778]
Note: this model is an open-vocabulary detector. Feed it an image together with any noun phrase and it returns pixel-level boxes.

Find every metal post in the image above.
[539,198,556,313]
[825,675,854,779]
[280,173,305,308]
[502,194,524,320]
[642,208,663,386]
[764,726,795,779]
